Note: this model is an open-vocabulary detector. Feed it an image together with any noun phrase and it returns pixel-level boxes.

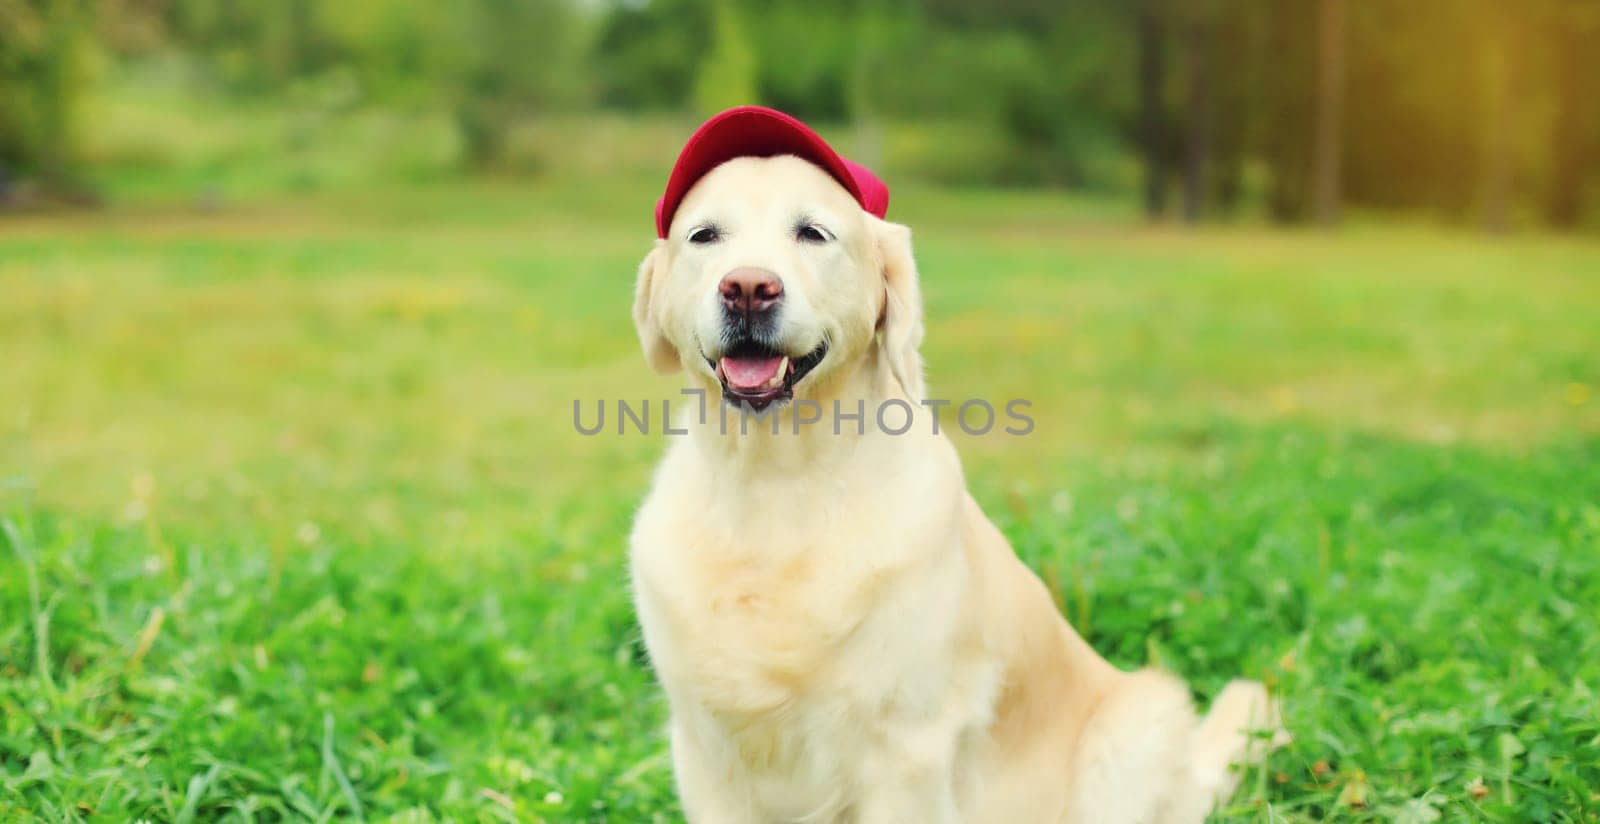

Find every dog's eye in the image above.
[796,223,833,244]
[688,226,721,245]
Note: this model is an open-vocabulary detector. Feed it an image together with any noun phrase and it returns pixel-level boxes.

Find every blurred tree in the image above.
[1145,0,1269,222]
[1543,0,1599,228]
[593,0,710,109]
[333,0,587,170]
[998,1,1133,188]
[170,0,584,170]
[317,0,457,111]
[1179,0,1214,223]
[0,0,95,198]
[745,0,851,118]
[167,0,335,91]
[1312,0,1344,225]
[1204,0,1261,215]
[694,0,759,115]
[1476,0,1516,234]
[1136,0,1171,218]
[846,0,902,170]
[447,0,585,169]
[1340,0,1548,227]
[1262,0,1314,222]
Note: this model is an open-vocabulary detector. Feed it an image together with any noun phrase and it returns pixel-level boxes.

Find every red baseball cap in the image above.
[655,106,890,238]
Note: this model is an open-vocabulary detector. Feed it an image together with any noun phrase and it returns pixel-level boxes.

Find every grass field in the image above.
[3,174,1599,822]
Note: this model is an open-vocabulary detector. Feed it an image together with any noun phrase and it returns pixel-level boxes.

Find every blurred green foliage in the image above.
[0,0,95,189]
[1,0,1598,223]
[692,0,758,116]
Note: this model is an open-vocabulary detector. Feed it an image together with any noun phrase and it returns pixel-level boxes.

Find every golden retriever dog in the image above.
[629,111,1284,823]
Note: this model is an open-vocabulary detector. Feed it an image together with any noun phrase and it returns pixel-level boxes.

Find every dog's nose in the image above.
[719,268,784,315]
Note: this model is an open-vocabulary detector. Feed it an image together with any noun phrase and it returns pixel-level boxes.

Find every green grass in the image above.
[2,172,1599,822]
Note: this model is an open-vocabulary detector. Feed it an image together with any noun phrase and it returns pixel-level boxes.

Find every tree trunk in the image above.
[1479,18,1514,234]
[1313,0,1345,226]
[1181,10,1212,224]
[1137,1,1169,220]
[1544,18,1588,228]
[1265,0,1312,223]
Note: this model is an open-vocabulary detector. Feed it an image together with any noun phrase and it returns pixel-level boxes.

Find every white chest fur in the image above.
[630,434,998,819]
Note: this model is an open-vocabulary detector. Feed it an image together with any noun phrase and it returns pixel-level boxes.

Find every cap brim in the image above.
[655,106,889,238]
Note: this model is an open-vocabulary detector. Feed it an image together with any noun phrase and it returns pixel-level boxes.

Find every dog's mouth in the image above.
[708,340,828,410]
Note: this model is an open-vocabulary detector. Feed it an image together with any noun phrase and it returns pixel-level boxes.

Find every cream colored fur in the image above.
[629,155,1284,823]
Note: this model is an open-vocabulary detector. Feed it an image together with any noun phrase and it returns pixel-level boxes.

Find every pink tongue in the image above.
[720,355,785,391]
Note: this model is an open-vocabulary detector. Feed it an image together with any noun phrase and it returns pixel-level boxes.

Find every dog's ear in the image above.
[632,242,681,374]
[872,217,925,399]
